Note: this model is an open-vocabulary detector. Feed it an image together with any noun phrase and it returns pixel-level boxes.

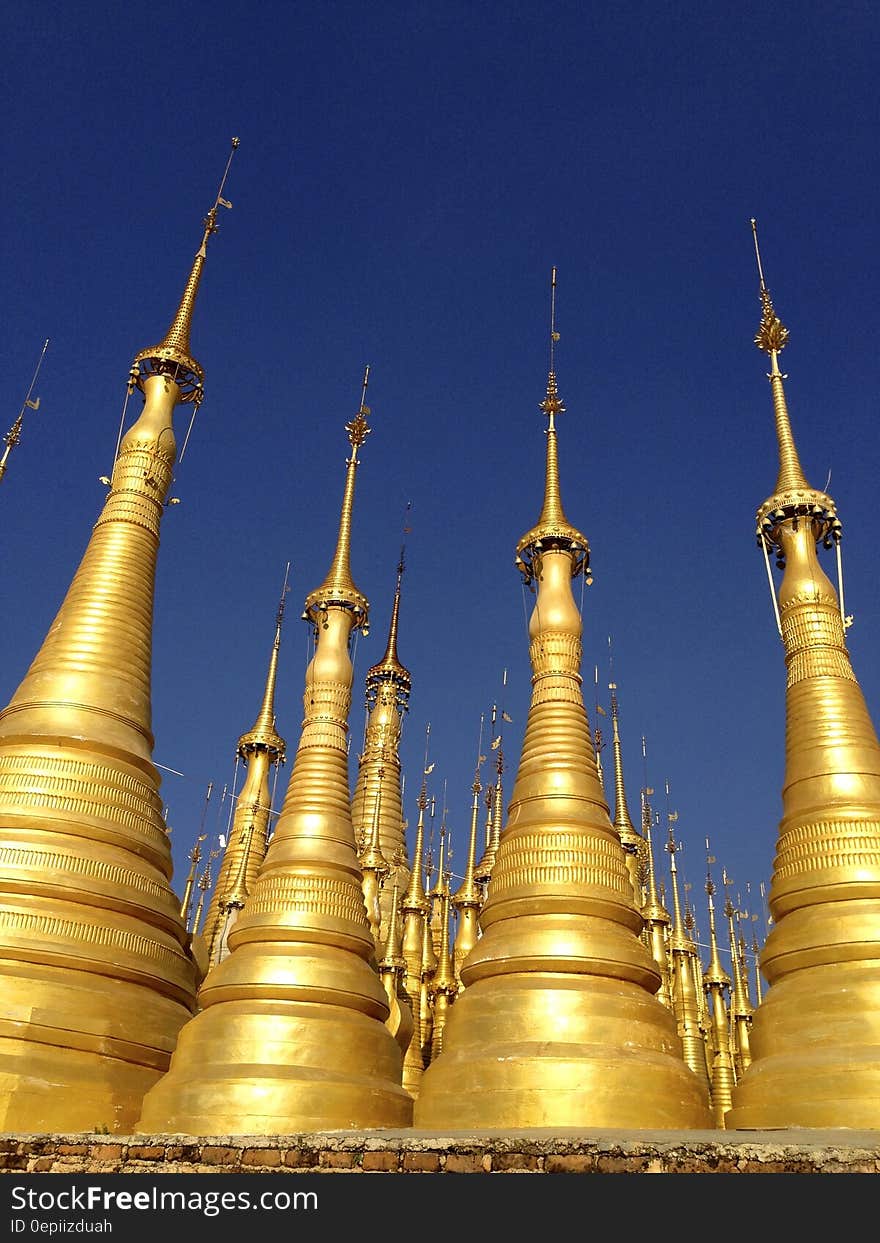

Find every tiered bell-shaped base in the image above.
[726,905,880,1129]
[136,944,413,1134]
[415,913,714,1129]
[0,958,194,1134]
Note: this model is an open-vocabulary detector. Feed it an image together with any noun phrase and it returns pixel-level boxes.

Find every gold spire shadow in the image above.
[203,569,289,966]
[0,143,238,1132]
[136,372,413,1133]
[726,221,880,1128]
[414,270,713,1128]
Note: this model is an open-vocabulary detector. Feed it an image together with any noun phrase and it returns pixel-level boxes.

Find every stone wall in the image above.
[2,1129,879,1174]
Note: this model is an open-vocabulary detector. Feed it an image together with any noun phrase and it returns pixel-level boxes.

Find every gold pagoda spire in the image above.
[429,885,457,1060]
[136,377,413,1135]
[722,875,753,1082]
[475,678,509,887]
[304,368,372,625]
[639,772,673,1007]
[132,139,239,407]
[452,723,486,984]
[608,653,645,903]
[0,145,240,1131]
[351,530,412,943]
[203,571,289,964]
[415,271,712,1128]
[360,765,390,946]
[702,845,735,1127]
[727,222,880,1129]
[377,881,414,1055]
[400,733,432,1097]
[0,339,49,487]
[665,811,712,1103]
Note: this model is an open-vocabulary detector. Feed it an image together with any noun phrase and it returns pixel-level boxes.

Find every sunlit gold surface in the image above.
[609,683,645,903]
[452,777,483,984]
[0,372,198,1133]
[703,869,735,1127]
[0,160,241,1131]
[666,833,711,1100]
[415,287,713,1128]
[727,228,880,1128]
[351,556,411,942]
[204,610,286,964]
[136,389,412,1134]
[400,778,429,1096]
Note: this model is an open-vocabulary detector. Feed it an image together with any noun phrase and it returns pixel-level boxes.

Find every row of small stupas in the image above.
[1,141,879,1134]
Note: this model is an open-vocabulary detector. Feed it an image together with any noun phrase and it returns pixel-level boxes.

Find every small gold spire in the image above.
[0,339,49,486]
[133,139,239,405]
[239,563,290,750]
[304,368,371,626]
[203,577,288,961]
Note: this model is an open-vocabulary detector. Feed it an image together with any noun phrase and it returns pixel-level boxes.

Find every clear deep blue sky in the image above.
[2,2,879,943]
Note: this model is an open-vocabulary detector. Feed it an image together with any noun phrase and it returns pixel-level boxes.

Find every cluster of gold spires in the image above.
[2,167,879,1135]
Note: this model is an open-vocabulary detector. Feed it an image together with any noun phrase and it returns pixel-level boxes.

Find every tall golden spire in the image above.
[665,811,711,1103]
[400,732,431,1097]
[377,881,414,1055]
[351,526,412,942]
[415,271,712,1128]
[722,875,753,1082]
[132,139,239,407]
[639,771,673,1007]
[475,678,509,887]
[429,885,456,1060]
[608,652,645,903]
[0,339,49,487]
[0,145,239,1132]
[727,222,880,1129]
[136,377,413,1134]
[203,570,289,964]
[702,846,735,1127]
[452,723,486,984]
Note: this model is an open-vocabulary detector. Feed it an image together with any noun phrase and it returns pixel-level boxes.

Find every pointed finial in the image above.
[304,368,371,628]
[1,339,49,486]
[516,268,589,584]
[540,266,565,431]
[749,217,810,494]
[133,138,240,405]
[751,219,839,574]
[365,501,413,705]
[240,564,290,754]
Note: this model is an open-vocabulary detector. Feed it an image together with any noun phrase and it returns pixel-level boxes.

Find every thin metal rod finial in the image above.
[750,218,766,291]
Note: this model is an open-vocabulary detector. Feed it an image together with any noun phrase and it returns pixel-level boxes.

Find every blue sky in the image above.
[2,2,879,951]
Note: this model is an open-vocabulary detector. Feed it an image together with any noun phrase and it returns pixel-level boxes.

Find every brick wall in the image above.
[2,1130,879,1174]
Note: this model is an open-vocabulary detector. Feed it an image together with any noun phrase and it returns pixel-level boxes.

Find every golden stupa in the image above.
[725,226,880,1128]
[203,575,288,966]
[135,370,413,1134]
[0,141,239,1133]
[414,271,714,1128]
[351,548,412,947]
